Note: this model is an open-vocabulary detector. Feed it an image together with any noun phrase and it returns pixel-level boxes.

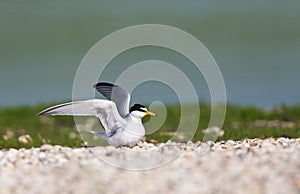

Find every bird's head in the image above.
[129,104,156,118]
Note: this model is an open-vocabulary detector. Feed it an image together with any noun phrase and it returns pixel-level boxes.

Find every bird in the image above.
[38,82,156,147]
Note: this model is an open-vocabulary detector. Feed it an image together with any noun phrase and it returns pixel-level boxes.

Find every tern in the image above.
[38,82,156,147]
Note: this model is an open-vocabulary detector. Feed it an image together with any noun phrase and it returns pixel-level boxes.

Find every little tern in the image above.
[38,82,156,147]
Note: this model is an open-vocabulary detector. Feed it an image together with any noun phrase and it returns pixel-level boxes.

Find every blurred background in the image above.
[1,1,300,148]
[1,0,300,108]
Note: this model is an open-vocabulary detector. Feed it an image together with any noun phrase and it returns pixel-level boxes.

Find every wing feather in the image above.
[93,82,130,118]
[38,99,124,135]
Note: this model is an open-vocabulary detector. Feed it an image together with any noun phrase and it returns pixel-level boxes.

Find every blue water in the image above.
[1,1,299,108]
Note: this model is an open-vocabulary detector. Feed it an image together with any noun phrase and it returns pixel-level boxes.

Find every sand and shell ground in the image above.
[0,137,299,194]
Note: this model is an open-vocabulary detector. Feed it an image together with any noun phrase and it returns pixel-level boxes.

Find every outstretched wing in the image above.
[38,100,97,116]
[93,82,130,118]
[38,99,125,135]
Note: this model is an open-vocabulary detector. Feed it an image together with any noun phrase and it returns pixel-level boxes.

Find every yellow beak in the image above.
[145,111,156,116]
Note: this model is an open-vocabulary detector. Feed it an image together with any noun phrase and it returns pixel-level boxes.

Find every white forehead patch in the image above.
[140,107,148,112]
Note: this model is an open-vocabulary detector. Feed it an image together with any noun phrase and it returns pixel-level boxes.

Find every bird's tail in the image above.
[90,131,108,139]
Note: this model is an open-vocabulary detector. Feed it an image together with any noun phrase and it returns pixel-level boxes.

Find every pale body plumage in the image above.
[38,82,155,147]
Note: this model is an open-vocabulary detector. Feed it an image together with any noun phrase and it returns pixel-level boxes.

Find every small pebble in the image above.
[0,137,298,194]
[40,144,53,152]
[18,134,32,144]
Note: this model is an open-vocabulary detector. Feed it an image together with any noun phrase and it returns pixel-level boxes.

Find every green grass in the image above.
[0,103,83,149]
[0,102,300,149]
